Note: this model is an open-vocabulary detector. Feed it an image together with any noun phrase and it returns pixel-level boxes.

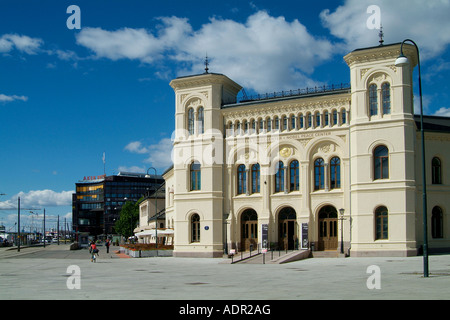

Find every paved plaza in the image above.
[0,244,449,300]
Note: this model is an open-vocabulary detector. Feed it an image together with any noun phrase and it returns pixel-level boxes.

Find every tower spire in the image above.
[378,24,384,46]
[204,53,209,74]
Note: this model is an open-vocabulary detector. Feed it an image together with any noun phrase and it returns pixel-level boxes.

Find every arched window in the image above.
[266,117,272,132]
[188,108,195,135]
[275,161,285,193]
[375,206,388,240]
[274,116,279,131]
[198,107,204,134]
[259,118,264,133]
[237,121,243,135]
[315,112,321,128]
[251,163,260,194]
[314,158,325,190]
[282,116,288,131]
[432,157,442,184]
[251,119,256,133]
[374,146,389,180]
[432,206,443,239]
[341,109,347,124]
[289,160,299,191]
[332,110,338,126]
[190,161,201,191]
[237,164,246,195]
[307,113,312,129]
[324,111,329,126]
[298,113,304,129]
[290,115,296,130]
[191,214,200,242]
[330,157,341,189]
[382,83,391,115]
[369,84,378,116]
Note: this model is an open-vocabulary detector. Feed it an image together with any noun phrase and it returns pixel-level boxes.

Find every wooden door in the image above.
[241,209,258,251]
[278,220,296,250]
[317,206,338,251]
[242,221,258,251]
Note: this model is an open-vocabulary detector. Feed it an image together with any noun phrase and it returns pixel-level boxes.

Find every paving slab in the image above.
[0,244,449,300]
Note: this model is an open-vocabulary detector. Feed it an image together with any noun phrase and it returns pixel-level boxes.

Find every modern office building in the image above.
[164,42,450,258]
[72,172,164,237]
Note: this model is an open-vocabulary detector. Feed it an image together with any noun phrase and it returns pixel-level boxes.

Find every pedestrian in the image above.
[105,239,110,253]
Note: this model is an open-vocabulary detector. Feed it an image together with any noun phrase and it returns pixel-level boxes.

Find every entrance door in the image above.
[278,207,297,250]
[317,206,338,251]
[241,209,258,251]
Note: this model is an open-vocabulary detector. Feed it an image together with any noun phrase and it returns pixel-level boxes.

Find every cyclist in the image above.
[89,241,99,262]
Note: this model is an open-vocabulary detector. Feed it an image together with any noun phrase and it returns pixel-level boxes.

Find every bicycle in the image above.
[91,248,99,262]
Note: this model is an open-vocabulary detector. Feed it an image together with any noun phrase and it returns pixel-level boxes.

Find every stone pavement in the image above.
[0,244,449,300]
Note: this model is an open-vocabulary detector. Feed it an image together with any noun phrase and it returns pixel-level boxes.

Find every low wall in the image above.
[119,246,173,258]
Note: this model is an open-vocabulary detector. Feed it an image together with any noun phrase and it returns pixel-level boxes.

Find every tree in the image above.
[115,200,140,239]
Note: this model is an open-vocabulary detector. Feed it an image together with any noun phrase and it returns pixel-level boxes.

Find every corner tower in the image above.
[169,73,242,257]
[344,43,419,256]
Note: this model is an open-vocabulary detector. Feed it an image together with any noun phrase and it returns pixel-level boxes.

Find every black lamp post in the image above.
[146,167,158,249]
[395,39,429,277]
[339,208,345,254]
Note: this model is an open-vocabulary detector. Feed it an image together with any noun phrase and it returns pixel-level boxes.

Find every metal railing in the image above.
[236,83,351,104]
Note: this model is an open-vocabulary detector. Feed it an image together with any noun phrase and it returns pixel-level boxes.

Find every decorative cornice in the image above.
[169,73,242,93]
[344,43,417,67]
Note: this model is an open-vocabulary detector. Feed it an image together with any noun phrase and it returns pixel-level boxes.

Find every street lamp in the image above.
[339,208,345,255]
[146,167,158,249]
[395,39,429,277]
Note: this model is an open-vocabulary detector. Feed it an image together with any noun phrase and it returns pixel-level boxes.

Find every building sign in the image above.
[301,223,309,249]
[82,175,106,181]
[261,224,268,249]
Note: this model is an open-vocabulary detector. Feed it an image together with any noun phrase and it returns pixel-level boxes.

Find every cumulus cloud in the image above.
[0,94,28,103]
[320,0,450,59]
[0,34,43,55]
[75,11,334,92]
[117,165,147,173]
[434,107,450,117]
[124,141,149,154]
[144,138,173,168]
[0,190,74,210]
[124,138,173,170]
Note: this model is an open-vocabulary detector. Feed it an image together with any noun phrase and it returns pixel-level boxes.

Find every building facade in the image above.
[72,172,163,237]
[165,43,450,258]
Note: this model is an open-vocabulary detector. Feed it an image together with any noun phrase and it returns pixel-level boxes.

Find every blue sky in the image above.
[1,0,450,232]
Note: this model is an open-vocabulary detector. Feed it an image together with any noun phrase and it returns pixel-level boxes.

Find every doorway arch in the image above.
[241,209,258,251]
[317,205,338,251]
[278,207,297,250]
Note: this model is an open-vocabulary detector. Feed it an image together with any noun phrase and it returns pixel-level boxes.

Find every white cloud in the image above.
[0,190,74,210]
[144,138,173,169]
[0,94,28,103]
[75,11,334,93]
[434,107,450,117]
[124,141,149,154]
[124,138,173,170]
[117,165,146,173]
[320,0,450,59]
[0,34,43,55]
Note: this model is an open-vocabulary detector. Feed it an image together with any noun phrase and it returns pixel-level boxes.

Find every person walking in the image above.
[105,239,110,253]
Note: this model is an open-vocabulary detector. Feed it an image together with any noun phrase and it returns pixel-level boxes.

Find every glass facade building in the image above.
[72,172,163,237]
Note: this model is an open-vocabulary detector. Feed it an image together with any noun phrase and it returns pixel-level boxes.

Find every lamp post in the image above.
[339,208,345,255]
[146,167,158,249]
[395,39,429,277]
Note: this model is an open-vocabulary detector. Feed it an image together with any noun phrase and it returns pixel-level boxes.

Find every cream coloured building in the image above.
[163,42,450,258]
